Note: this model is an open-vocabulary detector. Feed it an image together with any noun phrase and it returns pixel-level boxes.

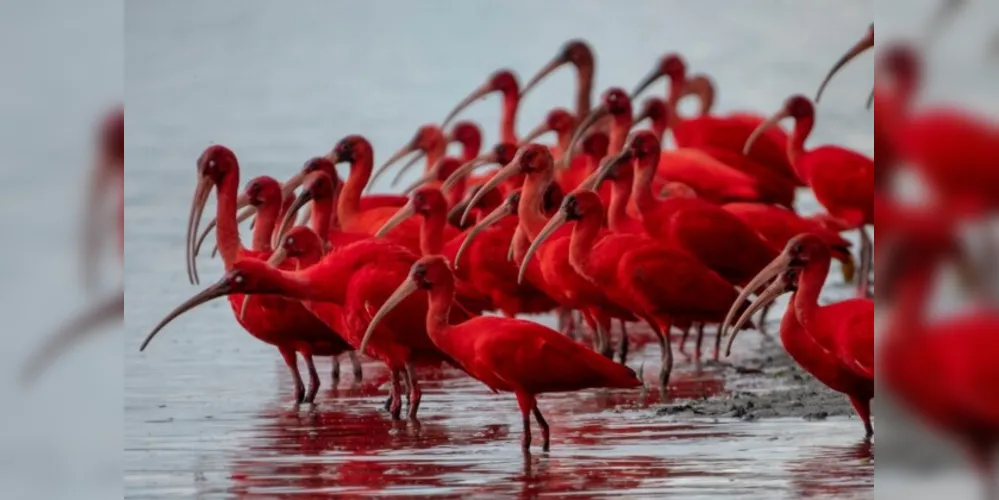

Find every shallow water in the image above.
[125,1,873,497]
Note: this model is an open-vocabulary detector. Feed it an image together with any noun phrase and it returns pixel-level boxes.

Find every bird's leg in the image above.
[303,352,321,404]
[330,355,341,387]
[652,319,674,399]
[580,310,600,352]
[557,307,576,340]
[678,324,691,358]
[694,323,706,362]
[349,351,363,383]
[279,347,305,404]
[617,319,630,364]
[515,391,536,452]
[598,315,614,359]
[858,226,873,298]
[404,363,422,420]
[388,368,403,420]
[849,394,874,441]
[532,406,551,452]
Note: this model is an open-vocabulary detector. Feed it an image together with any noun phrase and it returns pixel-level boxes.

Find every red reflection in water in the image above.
[789,440,873,498]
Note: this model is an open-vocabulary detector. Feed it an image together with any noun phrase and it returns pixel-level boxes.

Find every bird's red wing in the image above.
[458,318,638,394]
[819,299,875,381]
[620,246,738,321]
[805,147,874,226]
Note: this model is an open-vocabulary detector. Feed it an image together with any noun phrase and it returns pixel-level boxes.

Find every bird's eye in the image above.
[233,273,244,284]
[286,237,295,246]
[208,160,217,168]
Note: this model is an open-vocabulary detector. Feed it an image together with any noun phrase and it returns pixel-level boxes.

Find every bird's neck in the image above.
[630,159,659,215]
[519,174,555,241]
[500,89,520,144]
[215,171,244,268]
[460,142,480,164]
[420,210,446,256]
[888,261,935,337]
[568,211,603,278]
[339,158,372,225]
[649,114,669,144]
[250,200,281,252]
[791,253,831,332]
[426,280,456,346]
[310,195,335,244]
[425,143,447,174]
[610,114,632,155]
[556,129,575,159]
[666,75,686,128]
[576,65,594,119]
[788,115,815,176]
[608,176,635,233]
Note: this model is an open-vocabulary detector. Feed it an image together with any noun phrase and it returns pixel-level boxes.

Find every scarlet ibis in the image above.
[145,213,471,418]
[572,88,770,206]
[375,186,494,315]
[22,106,124,384]
[722,234,874,439]
[324,135,458,255]
[630,53,798,185]
[522,189,744,392]
[461,144,637,359]
[370,124,447,190]
[360,255,641,451]
[879,215,999,496]
[448,121,484,162]
[520,39,596,120]
[744,95,874,296]
[441,69,521,144]
[519,108,578,162]
[620,131,778,288]
[159,145,359,403]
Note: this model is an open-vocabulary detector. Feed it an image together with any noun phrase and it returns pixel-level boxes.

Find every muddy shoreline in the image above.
[656,331,857,424]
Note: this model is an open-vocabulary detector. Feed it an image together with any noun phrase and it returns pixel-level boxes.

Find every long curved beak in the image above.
[519,121,552,147]
[21,289,123,385]
[724,271,790,357]
[865,87,874,110]
[521,55,566,97]
[371,143,417,191]
[186,177,214,285]
[632,106,652,128]
[196,198,260,259]
[508,225,524,261]
[238,296,252,323]
[273,189,313,249]
[719,252,793,348]
[562,105,609,168]
[578,151,631,191]
[442,82,492,129]
[815,26,875,103]
[375,200,415,238]
[391,151,427,189]
[402,165,439,196]
[359,278,419,354]
[267,246,288,268]
[743,110,789,156]
[459,161,522,226]
[442,153,496,192]
[631,65,664,99]
[454,200,512,269]
[519,211,567,284]
[139,275,236,352]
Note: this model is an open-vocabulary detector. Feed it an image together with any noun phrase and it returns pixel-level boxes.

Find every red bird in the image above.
[521,190,744,393]
[879,216,999,494]
[441,69,521,144]
[520,39,597,121]
[324,135,460,255]
[160,145,357,403]
[519,107,578,163]
[630,53,799,185]
[745,95,874,296]
[371,124,448,191]
[722,234,874,439]
[460,144,638,360]
[359,255,641,451]
[143,214,470,419]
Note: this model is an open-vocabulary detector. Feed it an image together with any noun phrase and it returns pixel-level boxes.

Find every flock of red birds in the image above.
[136,33,879,452]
